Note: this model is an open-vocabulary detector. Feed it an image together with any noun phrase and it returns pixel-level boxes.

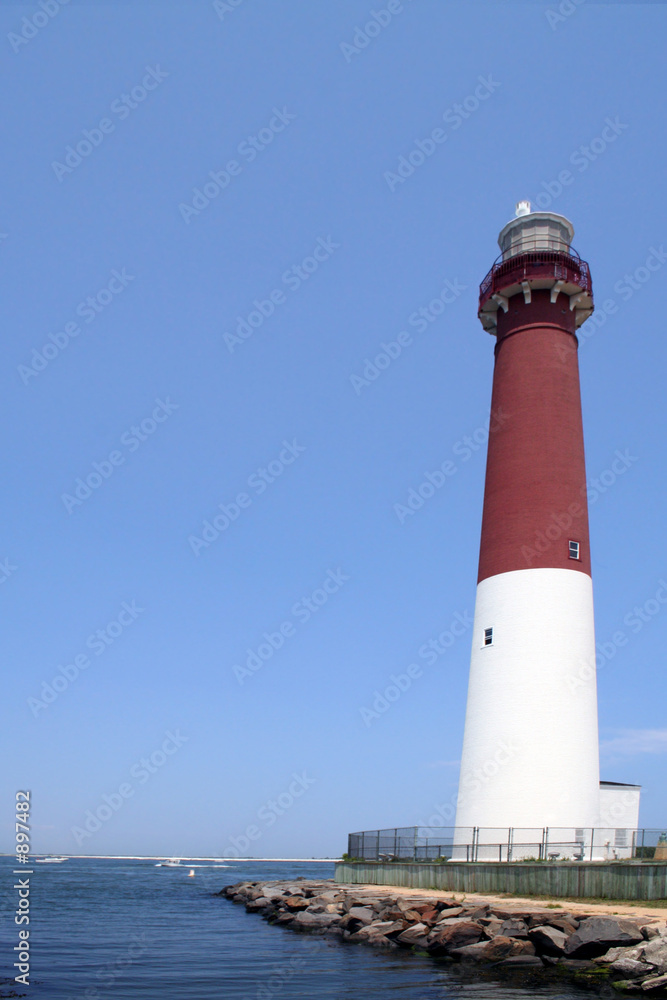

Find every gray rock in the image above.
[479,917,504,936]
[642,939,667,973]
[293,910,340,929]
[315,890,343,903]
[245,897,271,911]
[496,955,544,967]
[357,921,403,941]
[450,941,490,962]
[565,917,644,959]
[347,906,375,925]
[611,958,656,979]
[498,918,530,939]
[642,973,667,991]
[396,922,430,947]
[528,925,569,956]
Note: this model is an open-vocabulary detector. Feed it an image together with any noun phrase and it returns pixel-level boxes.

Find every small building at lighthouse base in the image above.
[451,780,641,862]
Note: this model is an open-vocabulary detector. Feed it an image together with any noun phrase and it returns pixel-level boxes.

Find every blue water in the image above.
[1,857,588,998]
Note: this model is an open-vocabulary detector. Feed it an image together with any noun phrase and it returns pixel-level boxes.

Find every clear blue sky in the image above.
[2,0,666,858]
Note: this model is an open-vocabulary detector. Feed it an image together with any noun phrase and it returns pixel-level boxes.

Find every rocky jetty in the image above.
[219,878,667,994]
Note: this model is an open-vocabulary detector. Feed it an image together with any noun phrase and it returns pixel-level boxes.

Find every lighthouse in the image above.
[454,203,604,857]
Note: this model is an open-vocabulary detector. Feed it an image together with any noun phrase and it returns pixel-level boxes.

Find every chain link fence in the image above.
[346,827,667,862]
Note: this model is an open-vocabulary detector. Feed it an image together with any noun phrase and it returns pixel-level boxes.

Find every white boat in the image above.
[155,858,182,867]
[34,856,67,864]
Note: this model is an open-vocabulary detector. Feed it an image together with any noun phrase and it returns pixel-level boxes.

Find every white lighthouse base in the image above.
[452,567,601,859]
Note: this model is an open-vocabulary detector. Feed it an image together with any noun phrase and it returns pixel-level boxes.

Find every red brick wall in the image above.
[478,290,591,583]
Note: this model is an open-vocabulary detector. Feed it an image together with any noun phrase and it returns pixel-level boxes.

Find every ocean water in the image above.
[1,857,589,998]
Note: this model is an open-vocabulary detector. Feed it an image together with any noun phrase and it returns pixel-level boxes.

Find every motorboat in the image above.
[34,856,67,864]
[155,858,182,867]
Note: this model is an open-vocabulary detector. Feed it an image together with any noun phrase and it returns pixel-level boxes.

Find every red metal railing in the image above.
[479,246,592,311]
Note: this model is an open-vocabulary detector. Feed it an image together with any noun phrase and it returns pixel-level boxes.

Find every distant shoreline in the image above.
[1,854,339,862]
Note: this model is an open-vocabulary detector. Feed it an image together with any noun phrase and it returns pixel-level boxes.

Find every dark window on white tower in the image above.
[483,628,493,646]
[569,540,581,560]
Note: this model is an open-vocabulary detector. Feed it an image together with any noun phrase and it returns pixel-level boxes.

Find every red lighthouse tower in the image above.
[454,203,602,852]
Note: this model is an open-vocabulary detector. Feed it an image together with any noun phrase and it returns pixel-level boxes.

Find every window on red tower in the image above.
[569,540,581,560]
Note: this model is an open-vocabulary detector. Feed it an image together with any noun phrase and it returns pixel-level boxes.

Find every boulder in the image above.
[411,901,441,914]
[396,898,425,914]
[357,921,403,942]
[347,906,375,925]
[482,935,536,962]
[642,973,667,991]
[611,958,656,979]
[528,925,569,956]
[565,917,644,959]
[498,918,530,939]
[419,907,440,925]
[642,938,667,973]
[496,954,543,967]
[262,888,285,901]
[245,897,271,912]
[380,908,407,922]
[480,919,504,940]
[396,922,430,948]
[284,896,309,911]
[435,906,465,921]
[246,888,266,901]
[461,905,490,920]
[450,941,490,962]
[292,910,340,929]
[315,890,343,903]
[428,921,485,955]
